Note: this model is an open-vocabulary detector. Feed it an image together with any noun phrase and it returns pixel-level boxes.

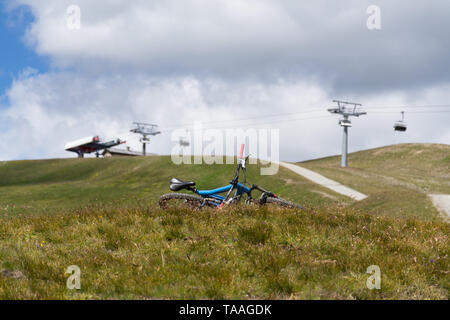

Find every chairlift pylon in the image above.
[394,111,407,132]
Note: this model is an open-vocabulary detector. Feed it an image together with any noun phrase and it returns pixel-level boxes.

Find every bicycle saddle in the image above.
[170,178,196,191]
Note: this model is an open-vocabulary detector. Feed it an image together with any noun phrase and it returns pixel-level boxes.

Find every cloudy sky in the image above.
[0,0,449,161]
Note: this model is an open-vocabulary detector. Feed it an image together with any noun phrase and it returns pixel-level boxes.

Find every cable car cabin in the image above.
[339,119,352,127]
[394,111,407,132]
[394,121,407,132]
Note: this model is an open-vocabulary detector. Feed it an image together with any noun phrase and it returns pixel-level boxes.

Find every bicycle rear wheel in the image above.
[159,193,205,209]
[265,197,304,209]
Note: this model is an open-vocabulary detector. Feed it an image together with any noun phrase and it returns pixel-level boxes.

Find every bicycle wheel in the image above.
[265,197,304,209]
[159,193,205,209]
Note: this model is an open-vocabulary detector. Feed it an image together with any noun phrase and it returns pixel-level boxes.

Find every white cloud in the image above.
[1,0,449,161]
[1,70,449,161]
[11,0,450,91]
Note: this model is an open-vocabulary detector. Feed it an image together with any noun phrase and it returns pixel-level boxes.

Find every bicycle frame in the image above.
[178,144,275,207]
[195,183,252,206]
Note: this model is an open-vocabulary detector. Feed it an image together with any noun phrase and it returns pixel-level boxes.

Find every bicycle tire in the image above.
[159,193,205,209]
[265,197,304,209]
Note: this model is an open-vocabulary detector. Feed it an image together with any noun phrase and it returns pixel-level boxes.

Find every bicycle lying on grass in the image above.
[159,144,303,209]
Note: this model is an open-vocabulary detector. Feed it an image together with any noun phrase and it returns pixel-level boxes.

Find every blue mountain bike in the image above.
[159,144,303,210]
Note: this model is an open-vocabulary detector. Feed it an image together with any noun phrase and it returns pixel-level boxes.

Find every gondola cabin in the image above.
[394,111,407,132]
[394,121,407,131]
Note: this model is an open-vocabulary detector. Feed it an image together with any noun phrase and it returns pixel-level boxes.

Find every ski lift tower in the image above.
[130,122,161,156]
[327,100,366,168]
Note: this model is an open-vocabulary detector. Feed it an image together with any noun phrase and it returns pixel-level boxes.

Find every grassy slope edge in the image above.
[300,143,450,221]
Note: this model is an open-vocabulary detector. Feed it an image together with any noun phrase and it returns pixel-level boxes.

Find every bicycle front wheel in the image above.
[159,193,205,209]
[265,197,304,209]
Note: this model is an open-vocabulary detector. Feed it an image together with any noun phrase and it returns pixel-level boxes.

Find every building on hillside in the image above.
[102,147,156,157]
[65,136,125,158]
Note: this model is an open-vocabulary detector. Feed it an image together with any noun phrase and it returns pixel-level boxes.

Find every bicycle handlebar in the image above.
[230,144,249,187]
[239,144,245,159]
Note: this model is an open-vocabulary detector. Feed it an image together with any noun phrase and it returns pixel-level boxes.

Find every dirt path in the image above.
[279,162,368,201]
[429,194,450,220]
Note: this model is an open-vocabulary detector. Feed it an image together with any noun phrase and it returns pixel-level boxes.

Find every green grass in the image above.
[0,156,346,217]
[0,146,448,299]
[0,205,447,299]
[300,143,450,221]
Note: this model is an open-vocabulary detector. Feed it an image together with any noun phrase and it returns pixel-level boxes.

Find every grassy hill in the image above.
[301,143,450,221]
[0,156,346,216]
[0,147,448,299]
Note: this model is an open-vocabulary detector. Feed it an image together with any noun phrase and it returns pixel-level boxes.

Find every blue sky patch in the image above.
[0,3,49,103]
